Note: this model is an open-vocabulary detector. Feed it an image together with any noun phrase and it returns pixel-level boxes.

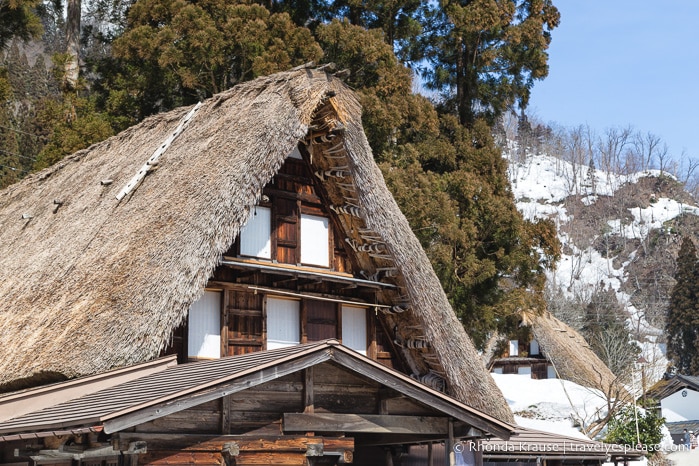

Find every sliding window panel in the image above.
[300,214,329,267]
[240,206,272,259]
[267,297,300,349]
[341,305,367,355]
[188,290,222,359]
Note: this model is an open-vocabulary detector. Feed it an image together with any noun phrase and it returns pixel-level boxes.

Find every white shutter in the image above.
[341,306,367,355]
[240,206,271,259]
[188,290,221,359]
[530,339,540,356]
[509,340,519,357]
[300,214,329,267]
[267,297,300,349]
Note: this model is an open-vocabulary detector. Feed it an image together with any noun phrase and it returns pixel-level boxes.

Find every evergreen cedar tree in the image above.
[666,237,699,375]
[0,0,42,50]
[0,0,561,348]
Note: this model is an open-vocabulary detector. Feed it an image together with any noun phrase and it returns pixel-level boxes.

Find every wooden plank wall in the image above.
[119,435,353,466]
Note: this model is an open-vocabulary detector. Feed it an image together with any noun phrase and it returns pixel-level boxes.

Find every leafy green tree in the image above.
[382,116,559,346]
[666,237,699,374]
[0,0,43,50]
[101,0,322,126]
[32,91,114,170]
[605,405,664,453]
[0,66,23,188]
[421,0,560,127]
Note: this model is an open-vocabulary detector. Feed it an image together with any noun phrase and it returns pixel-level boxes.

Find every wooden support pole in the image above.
[448,418,455,466]
[304,367,314,414]
[385,448,394,466]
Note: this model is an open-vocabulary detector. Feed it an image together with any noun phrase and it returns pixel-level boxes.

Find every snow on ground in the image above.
[493,373,659,465]
[666,447,699,465]
[493,373,607,438]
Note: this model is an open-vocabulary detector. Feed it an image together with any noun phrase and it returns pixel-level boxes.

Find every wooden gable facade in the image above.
[165,144,403,371]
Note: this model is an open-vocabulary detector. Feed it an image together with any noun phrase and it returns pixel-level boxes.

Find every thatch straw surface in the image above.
[529,311,623,397]
[0,68,513,422]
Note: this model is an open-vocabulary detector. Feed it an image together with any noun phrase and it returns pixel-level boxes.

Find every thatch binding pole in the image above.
[116,102,203,201]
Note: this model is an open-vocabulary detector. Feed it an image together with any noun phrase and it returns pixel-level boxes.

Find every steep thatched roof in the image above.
[0,67,514,422]
[526,311,627,400]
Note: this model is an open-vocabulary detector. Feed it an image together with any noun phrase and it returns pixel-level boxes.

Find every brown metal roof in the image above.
[646,374,699,401]
[0,341,514,440]
[0,342,328,434]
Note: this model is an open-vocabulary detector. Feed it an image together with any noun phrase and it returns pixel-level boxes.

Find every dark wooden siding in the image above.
[306,301,338,342]
[226,290,264,355]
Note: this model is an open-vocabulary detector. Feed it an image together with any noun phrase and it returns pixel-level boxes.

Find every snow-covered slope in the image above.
[506,150,699,385]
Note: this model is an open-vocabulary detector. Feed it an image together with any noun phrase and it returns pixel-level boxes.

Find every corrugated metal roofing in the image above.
[0,341,330,434]
[0,340,516,440]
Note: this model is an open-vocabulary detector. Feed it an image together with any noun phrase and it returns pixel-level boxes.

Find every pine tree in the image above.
[0,0,42,49]
[421,0,560,128]
[666,237,699,374]
[102,0,323,125]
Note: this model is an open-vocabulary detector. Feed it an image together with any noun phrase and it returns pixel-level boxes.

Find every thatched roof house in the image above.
[525,311,625,399]
[0,67,513,423]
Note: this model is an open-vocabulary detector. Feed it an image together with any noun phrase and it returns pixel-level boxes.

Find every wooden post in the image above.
[304,367,314,414]
[221,291,229,357]
[427,443,433,466]
[384,448,394,466]
[220,394,230,435]
[301,299,308,344]
[448,418,455,466]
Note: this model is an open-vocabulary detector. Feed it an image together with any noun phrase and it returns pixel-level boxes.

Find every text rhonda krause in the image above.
[455,441,690,454]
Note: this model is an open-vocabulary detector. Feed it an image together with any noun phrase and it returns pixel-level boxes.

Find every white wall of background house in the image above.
[662,389,699,421]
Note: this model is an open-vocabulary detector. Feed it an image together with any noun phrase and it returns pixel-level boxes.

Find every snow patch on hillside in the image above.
[504,150,699,384]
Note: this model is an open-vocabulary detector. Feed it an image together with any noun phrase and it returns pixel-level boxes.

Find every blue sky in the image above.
[528,1,699,160]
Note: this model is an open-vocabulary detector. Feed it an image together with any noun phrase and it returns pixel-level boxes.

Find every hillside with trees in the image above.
[506,117,699,388]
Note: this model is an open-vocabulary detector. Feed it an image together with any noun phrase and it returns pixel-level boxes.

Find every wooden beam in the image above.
[352,433,445,447]
[283,413,448,435]
[113,433,353,453]
[328,350,513,440]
